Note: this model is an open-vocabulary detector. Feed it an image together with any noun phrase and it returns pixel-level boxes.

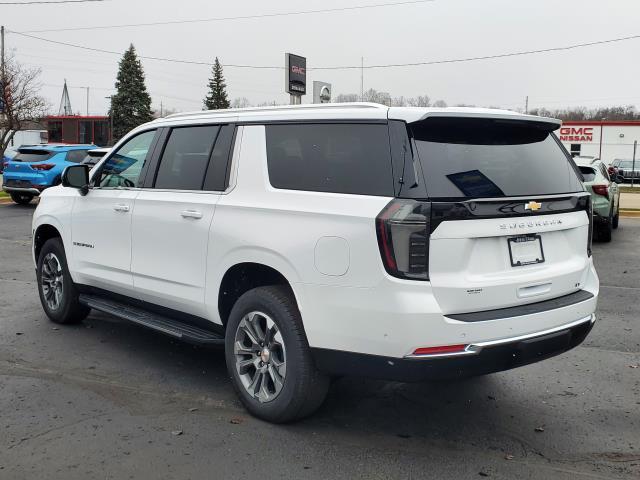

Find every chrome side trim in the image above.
[405,314,595,359]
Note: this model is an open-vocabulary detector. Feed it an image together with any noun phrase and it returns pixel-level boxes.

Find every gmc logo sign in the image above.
[291,66,305,75]
[559,127,593,142]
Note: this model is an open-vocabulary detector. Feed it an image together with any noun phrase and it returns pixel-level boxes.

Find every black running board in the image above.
[78,294,224,345]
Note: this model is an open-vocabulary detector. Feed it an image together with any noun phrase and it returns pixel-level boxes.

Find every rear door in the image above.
[409,117,589,314]
[130,124,235,317]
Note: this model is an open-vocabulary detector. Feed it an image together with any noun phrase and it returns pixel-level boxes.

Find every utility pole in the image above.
[105,95,114,146]
[85,86,89,116]
[1,25,5,78]
[160,100,163,118]
[525,95,529,114]
[360,57,364,101]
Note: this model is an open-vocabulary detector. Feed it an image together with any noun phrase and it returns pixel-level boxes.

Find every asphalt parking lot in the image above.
[0,203,638,480]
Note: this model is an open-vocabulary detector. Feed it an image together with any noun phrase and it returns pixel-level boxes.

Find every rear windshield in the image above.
[579,166,597,182]
[13,150,54,162]
[410,118,583,198]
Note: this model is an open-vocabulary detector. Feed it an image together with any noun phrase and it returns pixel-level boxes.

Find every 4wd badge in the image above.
[524,201,542,212]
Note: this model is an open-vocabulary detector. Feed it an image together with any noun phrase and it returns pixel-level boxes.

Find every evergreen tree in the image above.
[110,44,153,140]
[203,58,230,110]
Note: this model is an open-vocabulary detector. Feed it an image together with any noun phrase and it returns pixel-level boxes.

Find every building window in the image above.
[570,144,581,157]
[79,121,93,144]
[94,121,109,146]
[49,121,63,143]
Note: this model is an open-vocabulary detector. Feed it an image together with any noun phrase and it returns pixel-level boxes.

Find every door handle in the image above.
[113,204,130,212]
[181,210,203,219]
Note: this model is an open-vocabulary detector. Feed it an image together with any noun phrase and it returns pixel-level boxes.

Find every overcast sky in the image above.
[3,0,639,116]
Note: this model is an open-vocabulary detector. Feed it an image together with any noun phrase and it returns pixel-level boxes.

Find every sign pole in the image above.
[285,53,306,105]
[632,140,637,188]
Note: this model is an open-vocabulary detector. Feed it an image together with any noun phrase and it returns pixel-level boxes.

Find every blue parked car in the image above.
[2,144,96,204]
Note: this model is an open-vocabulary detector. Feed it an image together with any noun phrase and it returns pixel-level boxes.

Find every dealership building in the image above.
[558,120,640,164]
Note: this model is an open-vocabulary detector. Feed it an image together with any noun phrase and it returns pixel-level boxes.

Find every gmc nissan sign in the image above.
[285,53,306,96]
[559,127,594,142]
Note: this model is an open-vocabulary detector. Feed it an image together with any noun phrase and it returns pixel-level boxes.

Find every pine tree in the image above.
[203,58,230,110]
[110,44,153,140]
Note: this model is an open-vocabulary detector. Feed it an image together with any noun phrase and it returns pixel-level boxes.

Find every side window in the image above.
[99,130,156,188]
[154,125,219,190]
[65,150,89,163]
[265,123,394,196]
[203,124,235,191]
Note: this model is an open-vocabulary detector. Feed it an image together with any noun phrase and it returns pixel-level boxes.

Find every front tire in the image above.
[37,238,90,324]
[11,193,33,205]
[225,285,329,423]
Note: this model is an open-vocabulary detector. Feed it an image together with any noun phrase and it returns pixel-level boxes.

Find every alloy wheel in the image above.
[234,311,287,403]
[41,253,64,311]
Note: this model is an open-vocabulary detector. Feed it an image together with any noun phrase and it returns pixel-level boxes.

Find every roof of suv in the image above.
[17,144,96,152]
[152,102,560,128]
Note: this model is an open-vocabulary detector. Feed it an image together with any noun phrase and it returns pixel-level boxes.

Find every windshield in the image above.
[617,160,638,169]
[410,118,583,198]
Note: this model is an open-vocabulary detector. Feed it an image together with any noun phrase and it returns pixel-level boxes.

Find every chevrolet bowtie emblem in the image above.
[525,201,542,212]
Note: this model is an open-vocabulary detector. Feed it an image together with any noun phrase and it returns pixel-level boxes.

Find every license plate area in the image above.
[508,234,545,267]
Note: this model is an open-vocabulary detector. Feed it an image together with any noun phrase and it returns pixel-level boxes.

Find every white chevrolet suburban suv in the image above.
[32,103,598,422]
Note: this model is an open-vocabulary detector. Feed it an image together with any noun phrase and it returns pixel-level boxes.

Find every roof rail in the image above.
[164,102,387,120]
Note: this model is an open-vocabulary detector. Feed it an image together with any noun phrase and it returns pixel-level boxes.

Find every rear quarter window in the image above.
[265,123,394,196]
[579,166,597,182]
[65,150,90,163]
[411,118,584,198]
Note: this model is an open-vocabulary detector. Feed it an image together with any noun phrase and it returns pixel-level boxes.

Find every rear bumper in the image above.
[2,186,41,196]
[312,314,595,381]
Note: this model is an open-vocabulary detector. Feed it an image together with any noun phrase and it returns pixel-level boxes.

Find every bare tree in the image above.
[334,93,359,103]
[0,55,48,159]
[432,99,448,108]
[407,95,431,107]
[231,97,251,108]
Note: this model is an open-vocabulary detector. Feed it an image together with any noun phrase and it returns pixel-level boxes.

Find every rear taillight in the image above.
[376,199,431,280]
[592,184,609,199]
[31,163,55,171]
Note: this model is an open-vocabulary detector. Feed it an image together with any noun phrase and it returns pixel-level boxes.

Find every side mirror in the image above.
[62,164,90,195]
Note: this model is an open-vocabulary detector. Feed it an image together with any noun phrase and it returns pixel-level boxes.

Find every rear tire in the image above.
[37,237,90,324]
[612,204,620,229]
[10,193,33,205]
[598,211,613,243]
[225,285,329,423]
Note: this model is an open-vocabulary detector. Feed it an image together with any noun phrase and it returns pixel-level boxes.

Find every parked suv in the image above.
[32,104,598,422]
[575,158,620,242]
[3,144,95,204]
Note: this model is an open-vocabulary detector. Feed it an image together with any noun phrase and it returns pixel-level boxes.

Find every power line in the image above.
[9,30,640,71]
[0,0,104,4]
[20,0,435,33]
[9,30,283,68]
[312,34,640,70]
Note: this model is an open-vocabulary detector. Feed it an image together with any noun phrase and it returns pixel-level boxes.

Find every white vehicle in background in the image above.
[31,103,598,423]
[3,130,48,160]
[81,147,111,168]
